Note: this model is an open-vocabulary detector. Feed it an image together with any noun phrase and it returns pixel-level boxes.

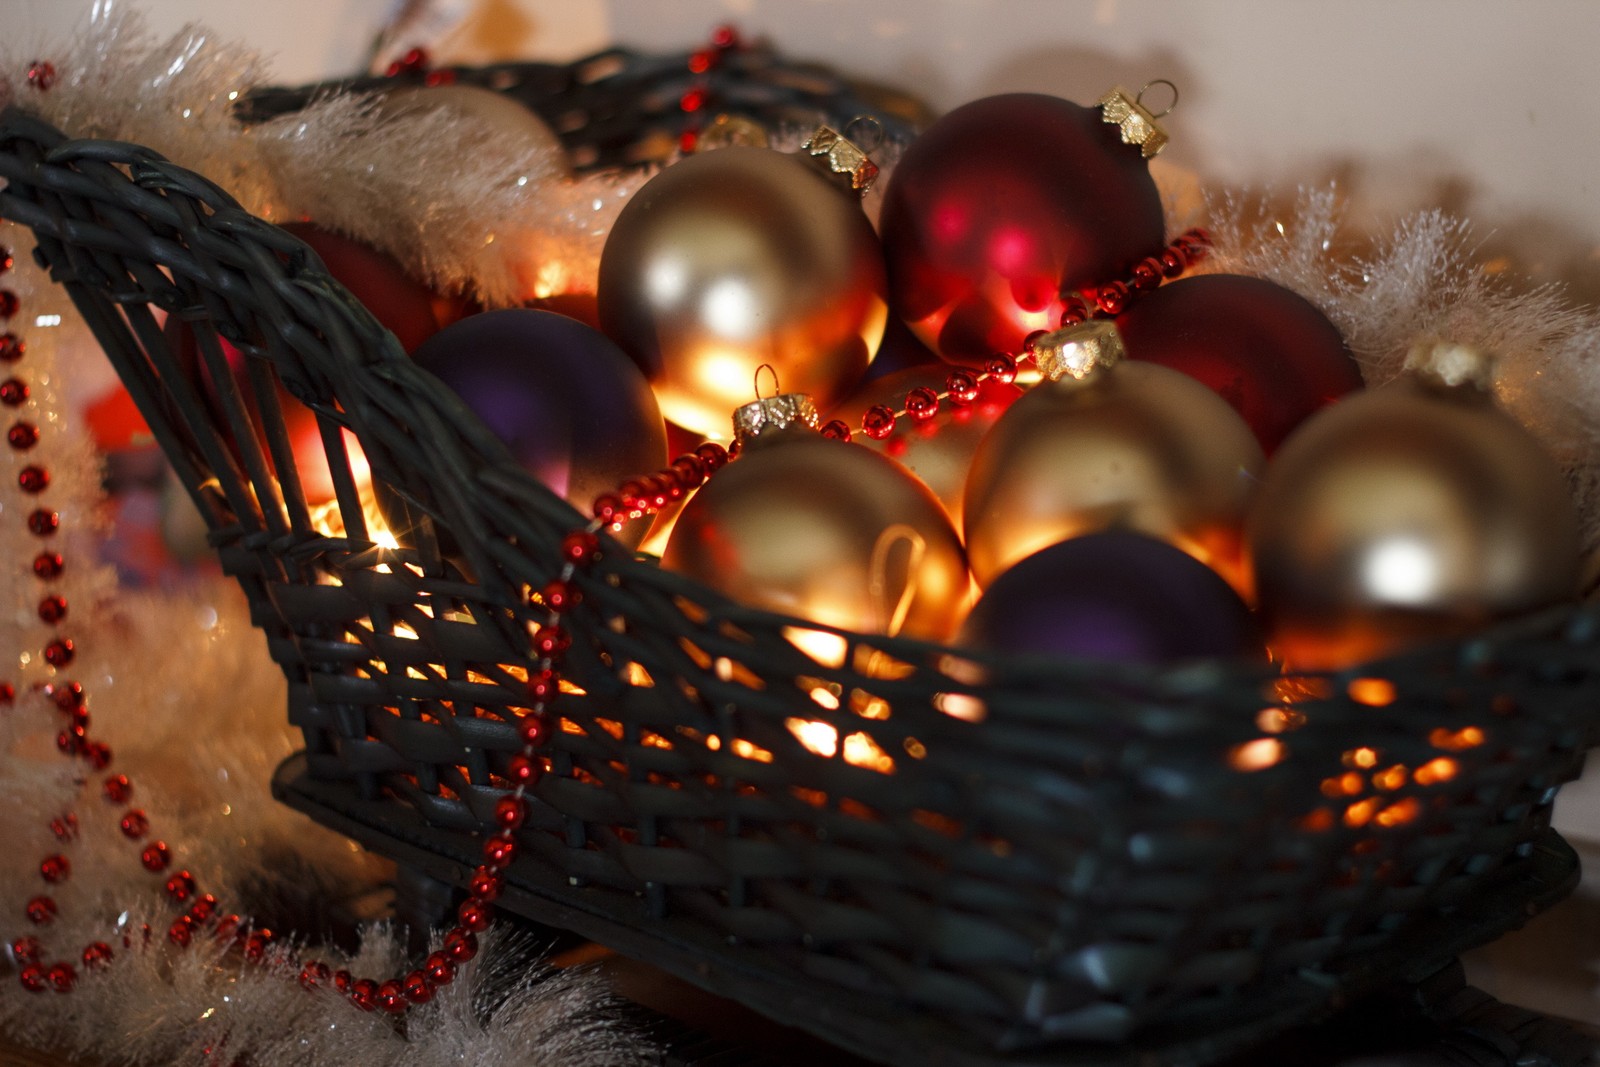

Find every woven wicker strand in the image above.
[3,50,1599,1066]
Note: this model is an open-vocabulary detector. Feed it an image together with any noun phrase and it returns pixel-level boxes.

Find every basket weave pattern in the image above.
[2,54,1598,1064]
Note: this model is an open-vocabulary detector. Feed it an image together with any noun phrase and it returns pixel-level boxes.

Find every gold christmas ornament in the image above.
[1097,81,1176,159]
[1248,339,1582,672]
[597,144,887,439]
[662,393,969,643]
[827,364,1023,532]
[376,84,571,177]
[962,320,1265,590]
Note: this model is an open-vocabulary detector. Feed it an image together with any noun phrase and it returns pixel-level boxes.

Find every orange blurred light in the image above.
[1228,738,1284,772]
[1347,678,1396,706]
[1372,764,1409,792]
[1344,797,1381,827]
[1375,797,1421,827]
[1429,726,1486,751]
[1414,757,1459,786]
[1343,747,1379,769]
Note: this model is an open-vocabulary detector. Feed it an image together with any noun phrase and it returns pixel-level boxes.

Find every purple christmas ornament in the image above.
[411,309,667,541]
[959,531,1263,665]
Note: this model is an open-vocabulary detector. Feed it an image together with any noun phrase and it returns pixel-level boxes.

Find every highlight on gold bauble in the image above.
[1248,340,1582,671]
[597,146,886,439]
[962,321,1264,591]
[661,394,968,644]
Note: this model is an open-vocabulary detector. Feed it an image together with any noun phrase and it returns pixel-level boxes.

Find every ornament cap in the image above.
[799,124,881,195]
[1099,81,1174,159]
[695,113,771,151]
[1403,339,1495,394]
[732,392,820,444]
[1032,319,1126,382]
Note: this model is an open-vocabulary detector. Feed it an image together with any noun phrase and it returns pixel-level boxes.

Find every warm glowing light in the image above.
[784,628,849,668]
[1374,797,1421,827]
[903,737,927,759]
[842,732,895,774]
[1429,726,1486,751]
[1322,772,1365,798]
[731,738,774,764]
[1343,747,1380,769]
[1228,738,1284,772]
[1299,808,1335,832]
[1347,678,1396,707]
[393,623,419,641]
[1414,757,1459,786]
[1372,764,1408,792]
[1344,797,1381,827]
[1256,706,1307,733]
[788,718,838,758]
[809,686,841,710]
[1362,538,1438,605]
[934,692,986,722]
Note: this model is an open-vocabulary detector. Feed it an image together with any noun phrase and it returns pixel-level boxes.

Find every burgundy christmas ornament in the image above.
[879,91,1168,366]
[959,530,1263,665]
[1115,273,1363,453]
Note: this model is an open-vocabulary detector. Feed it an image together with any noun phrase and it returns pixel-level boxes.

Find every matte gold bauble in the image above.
[1248,341,1581,671]
[378,84,571,178]
[597,147,887,439]
[662,395,968,643]
[962,321,1265,590]
[827,364,1022,531]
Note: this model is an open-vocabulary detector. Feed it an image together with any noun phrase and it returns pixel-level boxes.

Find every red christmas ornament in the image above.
[880,93,1167,365]
[1116,273,1364,453]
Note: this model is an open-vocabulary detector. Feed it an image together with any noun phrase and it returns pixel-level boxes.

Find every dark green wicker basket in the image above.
[1,48,1596,1067]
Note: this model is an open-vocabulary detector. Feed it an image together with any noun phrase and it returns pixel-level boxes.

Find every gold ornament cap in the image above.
[732,392,821,444]
[1403,338,1495,394]
[1099,81,1175,159]
[1032,319,1126,382]
[695,113,771,151]
[800,124,881,195]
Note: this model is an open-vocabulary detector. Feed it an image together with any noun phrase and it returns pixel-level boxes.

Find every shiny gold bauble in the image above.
[597,147,887,439]
[662,420,969,643]
[828,365,1022,532]
[1248,358,1581,671]
[962,349,1265,591]
[378,84,571,178]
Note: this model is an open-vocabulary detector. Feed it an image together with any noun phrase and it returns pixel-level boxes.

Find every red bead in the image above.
[18,965,46,993]
[1058,302,1090,328]
[38,594,66,624]
[8,422,39,450]
[423,68,456,87]
[0,335,22,363]
[49,814,78,841]
[526,668,558,704]
[18,465,49,493]
[493,796,525,830]
[424,952,455,986]
[687,49,714,75]
[46,963,74,993]
[81,942,113,969]
[678,129,700,155]
[618,478,647,508]
[539,579,579,614]
[468,867,502,902]
[533,626,569,658]
[32,552,63,580]
[120,810,150,838]
[102,774,130,804]
[444,927,478,963]
[26,62,57,91]
[711,24,740,48]
[0,682,12,705]
[0,378,28,405]
[43,638,73,667]
[819,419,852,442]
[40,854,69,883]
[333,969,352,992]
[1094,281,1130,316]
[403,970,433,1003]
[482,834,516,869]
[213,915,240,943]
[50,681,82,710]
[457,898,492,933]
[904,387,940,423]
[244,930,272,962]
[378,980,407,1013]
[350,978,378,1011]
[141,841,171,871]
[591,493,624,525]
[1131,257,1164,291]
[946,370,980,404]
[983,355,1018,384]
[506,754,540,785]
[0,291,16,319]
[168,917,194,947]
[56,730,82,756]
[0,247,11,274]
[11,936,41,963]
[560,529,601,566]
[165,870,197,903]
[27,509,58,536]
[679,86,709,113]
[189,894,217,923]
[85,742,112,771]
[693,442,728,471]
[121,922,151,949]
[671,454,706,486]
[1159,248,1186,278]
[517,713,549,747]
[861,404,896,440]
[299,961,331,990]
[25,895,56,925]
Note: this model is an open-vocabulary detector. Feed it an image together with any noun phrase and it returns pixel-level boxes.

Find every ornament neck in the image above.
[1031,319,1125,383]
[1403,339,1495,398]
[732,392,820,444]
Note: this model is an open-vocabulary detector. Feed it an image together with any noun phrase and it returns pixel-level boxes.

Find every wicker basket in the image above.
[1,48,1596,1067]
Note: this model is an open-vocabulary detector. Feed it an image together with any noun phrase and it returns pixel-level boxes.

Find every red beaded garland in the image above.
[43,639,73,668]
[378,980,408,1013]
[243,930,272,962]
[0,335,21,363]
[18,965,46,993]
[820,419,852,441]
[0,682,12,705]
[165,870,198,903]
[349,978,379,1012]
[560,529,601,566]
[120,810,149,838]
[46,962,74,993]
[402,970,433,1004]
[526,668,558,703]
[27,509,58,536]
[48,815,77,841]
[533,625,570,658]
[18,465,49,493]
[141,842,171,871]
[517,714,549,747]
[51,682,83,710]
[493,796,526,830]
[0,247,11,273]
[8,422,39,450]
[424,952,456,986]
[299,961,331,990]
[444,928,479,962]
[482,834,516,869]
[0,291,17,319]
[81,941,113,969]
[37,594,66,624]
[468,867,502,902]
[25,896,57,925]
[539,579,579,613]
[861,404,896,440]
[85,742,112,771]
[0,378,28,405]
[26,62,57,91]
[102,774,132,805]
[507,753,541,785]
[12,936,41,962]
[168,918,194,947]
[457,899,492,933]
[904,387,940,423]
[32,552,63,579]
[39,855,69,883]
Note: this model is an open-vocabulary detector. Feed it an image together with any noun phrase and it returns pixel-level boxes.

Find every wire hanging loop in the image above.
[842,114,886,155]
[1136,79,1179,119]
[754,363,781,401]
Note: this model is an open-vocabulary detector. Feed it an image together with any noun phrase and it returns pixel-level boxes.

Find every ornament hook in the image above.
[754,363,781,400]
[842,115,886,155]
[1136,79,1179,119]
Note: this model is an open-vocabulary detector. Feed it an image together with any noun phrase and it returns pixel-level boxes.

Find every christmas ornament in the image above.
[280,222,473,354]
[661,393,968,643]
[1248,340,1582,671]
[1116,273,1363,453]
[827,363,1022,530]
[596,142,887,438]
[410,309,667,545]
[962,320,1264,591]
[375,84,571,180]
[879,91,1168,365]
[960,531,1262,665]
